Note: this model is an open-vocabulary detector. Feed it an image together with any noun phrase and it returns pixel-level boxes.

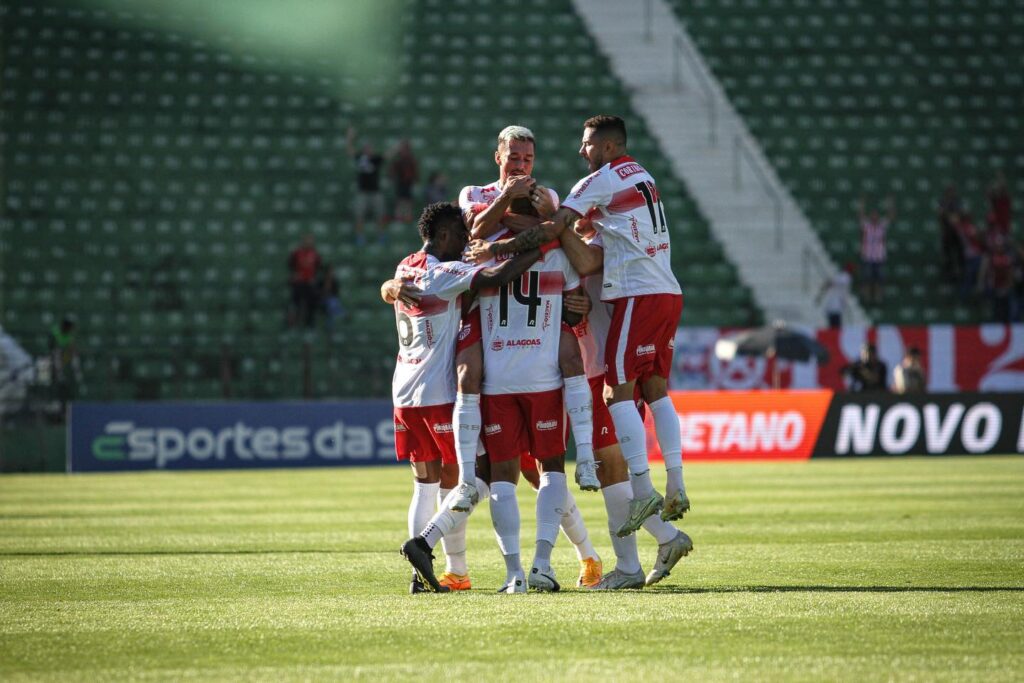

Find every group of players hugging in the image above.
[381,115,693,593]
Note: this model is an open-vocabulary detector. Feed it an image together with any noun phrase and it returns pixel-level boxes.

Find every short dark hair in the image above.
[584,115,627,146]
[417,201,463,242]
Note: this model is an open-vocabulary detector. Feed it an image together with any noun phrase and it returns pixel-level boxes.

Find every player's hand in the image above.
[503,175,536,199]
[531,185,556,218]
[463,239,495,264]
[564,290,591,318]
[573,216,595,236]
[383,278,421,306]
[503,212,542,233]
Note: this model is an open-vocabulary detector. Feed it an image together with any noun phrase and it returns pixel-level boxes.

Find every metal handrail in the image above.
[733,134,783,250]
[672,35,717,146]
[802,244,830,294]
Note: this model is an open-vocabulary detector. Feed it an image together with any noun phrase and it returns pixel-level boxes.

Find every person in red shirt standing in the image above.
[288,233,322,328]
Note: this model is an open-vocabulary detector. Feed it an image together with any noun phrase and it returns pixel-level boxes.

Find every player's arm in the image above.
[470,247,542,292]
[560,286,586,327]
[558,224,603,277]
[380,278,421,306]
[465,206,576,263]
[469,176,536,240]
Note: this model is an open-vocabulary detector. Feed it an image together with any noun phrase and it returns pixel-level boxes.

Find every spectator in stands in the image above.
[841,343,888,392]
[892,347,926,394]
[319,263,345,333]
[978,234,1020,323]
[346,126,386,245]
[48,315,81,413]
[938,184,964,282]
[953,211,984,303]
[288,234,321,328]
[988,170,1012,235]
[816,263,853,328]
[423,170,449,205]
[388,139,419,223]
[858,196,894,305]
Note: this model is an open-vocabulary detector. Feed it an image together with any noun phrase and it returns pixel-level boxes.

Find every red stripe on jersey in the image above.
[538,271,565,294]
[608,186,646,213]
[399,294,448,317]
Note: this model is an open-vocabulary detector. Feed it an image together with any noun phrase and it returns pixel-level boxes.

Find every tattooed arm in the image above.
[464,207,577,263]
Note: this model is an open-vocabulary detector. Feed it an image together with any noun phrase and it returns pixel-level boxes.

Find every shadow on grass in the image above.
[645,585,1024,594]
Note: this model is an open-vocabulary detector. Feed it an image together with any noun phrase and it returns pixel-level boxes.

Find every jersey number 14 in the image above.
[499,272,541,328]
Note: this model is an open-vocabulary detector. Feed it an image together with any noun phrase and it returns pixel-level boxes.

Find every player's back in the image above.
[562,156,681,301]
[391,251,479,408]
[477,246,580,395]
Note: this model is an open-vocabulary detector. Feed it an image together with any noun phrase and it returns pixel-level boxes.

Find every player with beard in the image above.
[382,125,604,591]
[466,115,691,539]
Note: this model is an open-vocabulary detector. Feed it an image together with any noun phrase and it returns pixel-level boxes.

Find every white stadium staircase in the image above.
[571,0,870,327]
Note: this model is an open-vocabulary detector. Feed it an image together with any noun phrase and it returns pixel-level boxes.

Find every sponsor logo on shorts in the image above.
[491,339,504,351]
[484,423,502,435]
[458,324,472,342]
[535,420,558,431]
[432,422,453,434]
[668,337,675,349]
[600,426,609,435]
[636,344,656,356]
[394,422,408,432]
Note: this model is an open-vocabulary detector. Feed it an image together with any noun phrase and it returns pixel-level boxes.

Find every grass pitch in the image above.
[1,456,1022,681]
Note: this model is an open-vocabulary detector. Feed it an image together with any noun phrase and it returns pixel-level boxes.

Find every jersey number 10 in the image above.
[499,272,541,328]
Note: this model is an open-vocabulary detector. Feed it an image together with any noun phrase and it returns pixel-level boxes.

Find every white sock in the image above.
[425,487,472,574]
[563,375,595,466]
[642,513,680,545]
[650,396,685,495]
[560,490,597,561]
[608,401,656,498]
[489,481,521,558]
[601,481,642,575]
[454,393,481,485]
[475,476,491,502]
[535,472,568,559]
[408,481,439,537]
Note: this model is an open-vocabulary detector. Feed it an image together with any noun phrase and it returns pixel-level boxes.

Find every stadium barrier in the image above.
[672,324,1024,391]
[645,391,1024,460]
[68,401,395,472]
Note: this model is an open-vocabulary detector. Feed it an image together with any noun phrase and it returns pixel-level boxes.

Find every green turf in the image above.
[1,457,1022,681]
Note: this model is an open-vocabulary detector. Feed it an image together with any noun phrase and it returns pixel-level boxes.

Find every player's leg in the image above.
[639,374,688,521]
[558,324,597,490]
[592,442,645,590]
[435,459,471,590]
[396,408,447,592]
[520,451,599,585]
[605,296,664,535]
[483,394,527,593]
[526,388,570,592]
[450,316,483,511]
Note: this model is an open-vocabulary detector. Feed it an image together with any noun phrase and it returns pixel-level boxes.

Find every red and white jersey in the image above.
[391,251,483,408]
[561,156,681,301]
[477,230,580,395]
[458,180,560,228]
[572,232,612,380]
[860,219,888,263]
